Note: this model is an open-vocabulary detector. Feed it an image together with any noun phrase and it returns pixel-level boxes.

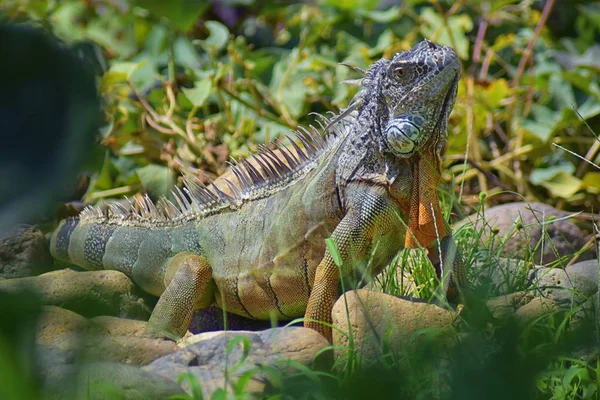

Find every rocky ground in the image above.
[0,202,597,399]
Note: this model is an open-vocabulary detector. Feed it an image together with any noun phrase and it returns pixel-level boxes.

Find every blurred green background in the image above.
[3,0,599,217]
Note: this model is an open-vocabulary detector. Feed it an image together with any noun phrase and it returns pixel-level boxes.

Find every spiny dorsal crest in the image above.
[79,113,354,226]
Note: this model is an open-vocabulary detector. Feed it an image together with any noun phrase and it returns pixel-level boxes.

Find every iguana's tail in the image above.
[50,217,197,297]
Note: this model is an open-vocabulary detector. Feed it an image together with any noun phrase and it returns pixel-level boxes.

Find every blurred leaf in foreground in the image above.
[0,23,100,236]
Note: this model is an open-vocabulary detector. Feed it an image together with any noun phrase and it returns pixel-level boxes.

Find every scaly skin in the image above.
[51,40,464,342]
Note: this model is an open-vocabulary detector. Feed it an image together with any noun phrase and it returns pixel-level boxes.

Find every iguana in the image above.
[51,40,464,342]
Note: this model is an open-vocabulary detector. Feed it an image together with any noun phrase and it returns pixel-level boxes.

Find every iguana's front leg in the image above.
[305,186,400,342]
[147,253,215,340]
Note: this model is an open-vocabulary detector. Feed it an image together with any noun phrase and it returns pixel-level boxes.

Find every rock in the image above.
[565,259,599,295]
[332,289,456,362]
[90,316,149,337]
[0,225,54,279]
[530,265,597,306]
[0,269,153,319]
[86,317,178,366]
[36,308,177,366]
[570,295,598,329]
[36,306,92,355]
[486,291,535,319]
[145,327,328,398]
[514,297,559,325]
[36,344,76,386]
[85,333,178,366]
[43,362,185,400]
[471,256,534,296]
[457,202,589,265]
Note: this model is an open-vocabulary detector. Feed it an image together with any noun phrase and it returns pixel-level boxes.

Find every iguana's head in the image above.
[341,40,461,249]
[354,40,461,157]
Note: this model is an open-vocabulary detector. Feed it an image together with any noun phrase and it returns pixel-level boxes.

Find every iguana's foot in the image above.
[147,253,215,340]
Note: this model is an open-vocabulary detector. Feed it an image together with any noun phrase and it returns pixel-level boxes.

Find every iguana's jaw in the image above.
[404,150,447,249]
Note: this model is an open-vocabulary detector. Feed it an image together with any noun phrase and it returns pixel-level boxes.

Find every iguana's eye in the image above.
[389,62,411,82]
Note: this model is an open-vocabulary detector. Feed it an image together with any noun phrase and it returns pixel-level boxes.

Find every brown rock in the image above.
[514,297,559,325]
[90,316,149,337]
[0,269,153,319]
[332,289,456,362]
[457,202,589,265]
[145,327,328,398]
[85,333,178,366]
[36,309,177,366]
[486,291,535,319]
[36,306,92,355]
[0,225,54,279]
[87,317,177,365]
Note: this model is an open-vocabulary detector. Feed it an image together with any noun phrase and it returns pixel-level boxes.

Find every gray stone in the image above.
[0,269,153,319]
[43,362,185,400]
[332,289,456,362]
[565,259,599,295]
[530,264,598,306]
[457,202,589,265]
[144,327,328,398]
[0,225,54,279]
[36,344,75,385]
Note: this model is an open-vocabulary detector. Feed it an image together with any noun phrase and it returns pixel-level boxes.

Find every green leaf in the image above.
[420,8,473,59]
[582,172,600,192]
[325,238,343,267]
[135,0,210,32]
[530,162,575,185]
[520,105,562,142]
[112,61,148,79]
[100,71,128,92]
[136,164,175,199]
[269,55,308,119]
[197,21,230,53]
[182,79,213,107]
[100,61,147,91]
[530,163,582,198]
[549,74,575,109]
[320,0,379,12]
[175,37,203,69]
[357,6,401,23]
[174,372,203,400]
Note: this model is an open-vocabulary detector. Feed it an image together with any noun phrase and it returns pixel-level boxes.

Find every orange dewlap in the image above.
[405,151,448,249]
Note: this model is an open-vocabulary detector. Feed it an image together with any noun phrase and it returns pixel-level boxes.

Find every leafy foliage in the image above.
[4,0,600,212]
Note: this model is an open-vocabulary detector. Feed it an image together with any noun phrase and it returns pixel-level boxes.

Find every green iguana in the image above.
[51,40,464,342]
